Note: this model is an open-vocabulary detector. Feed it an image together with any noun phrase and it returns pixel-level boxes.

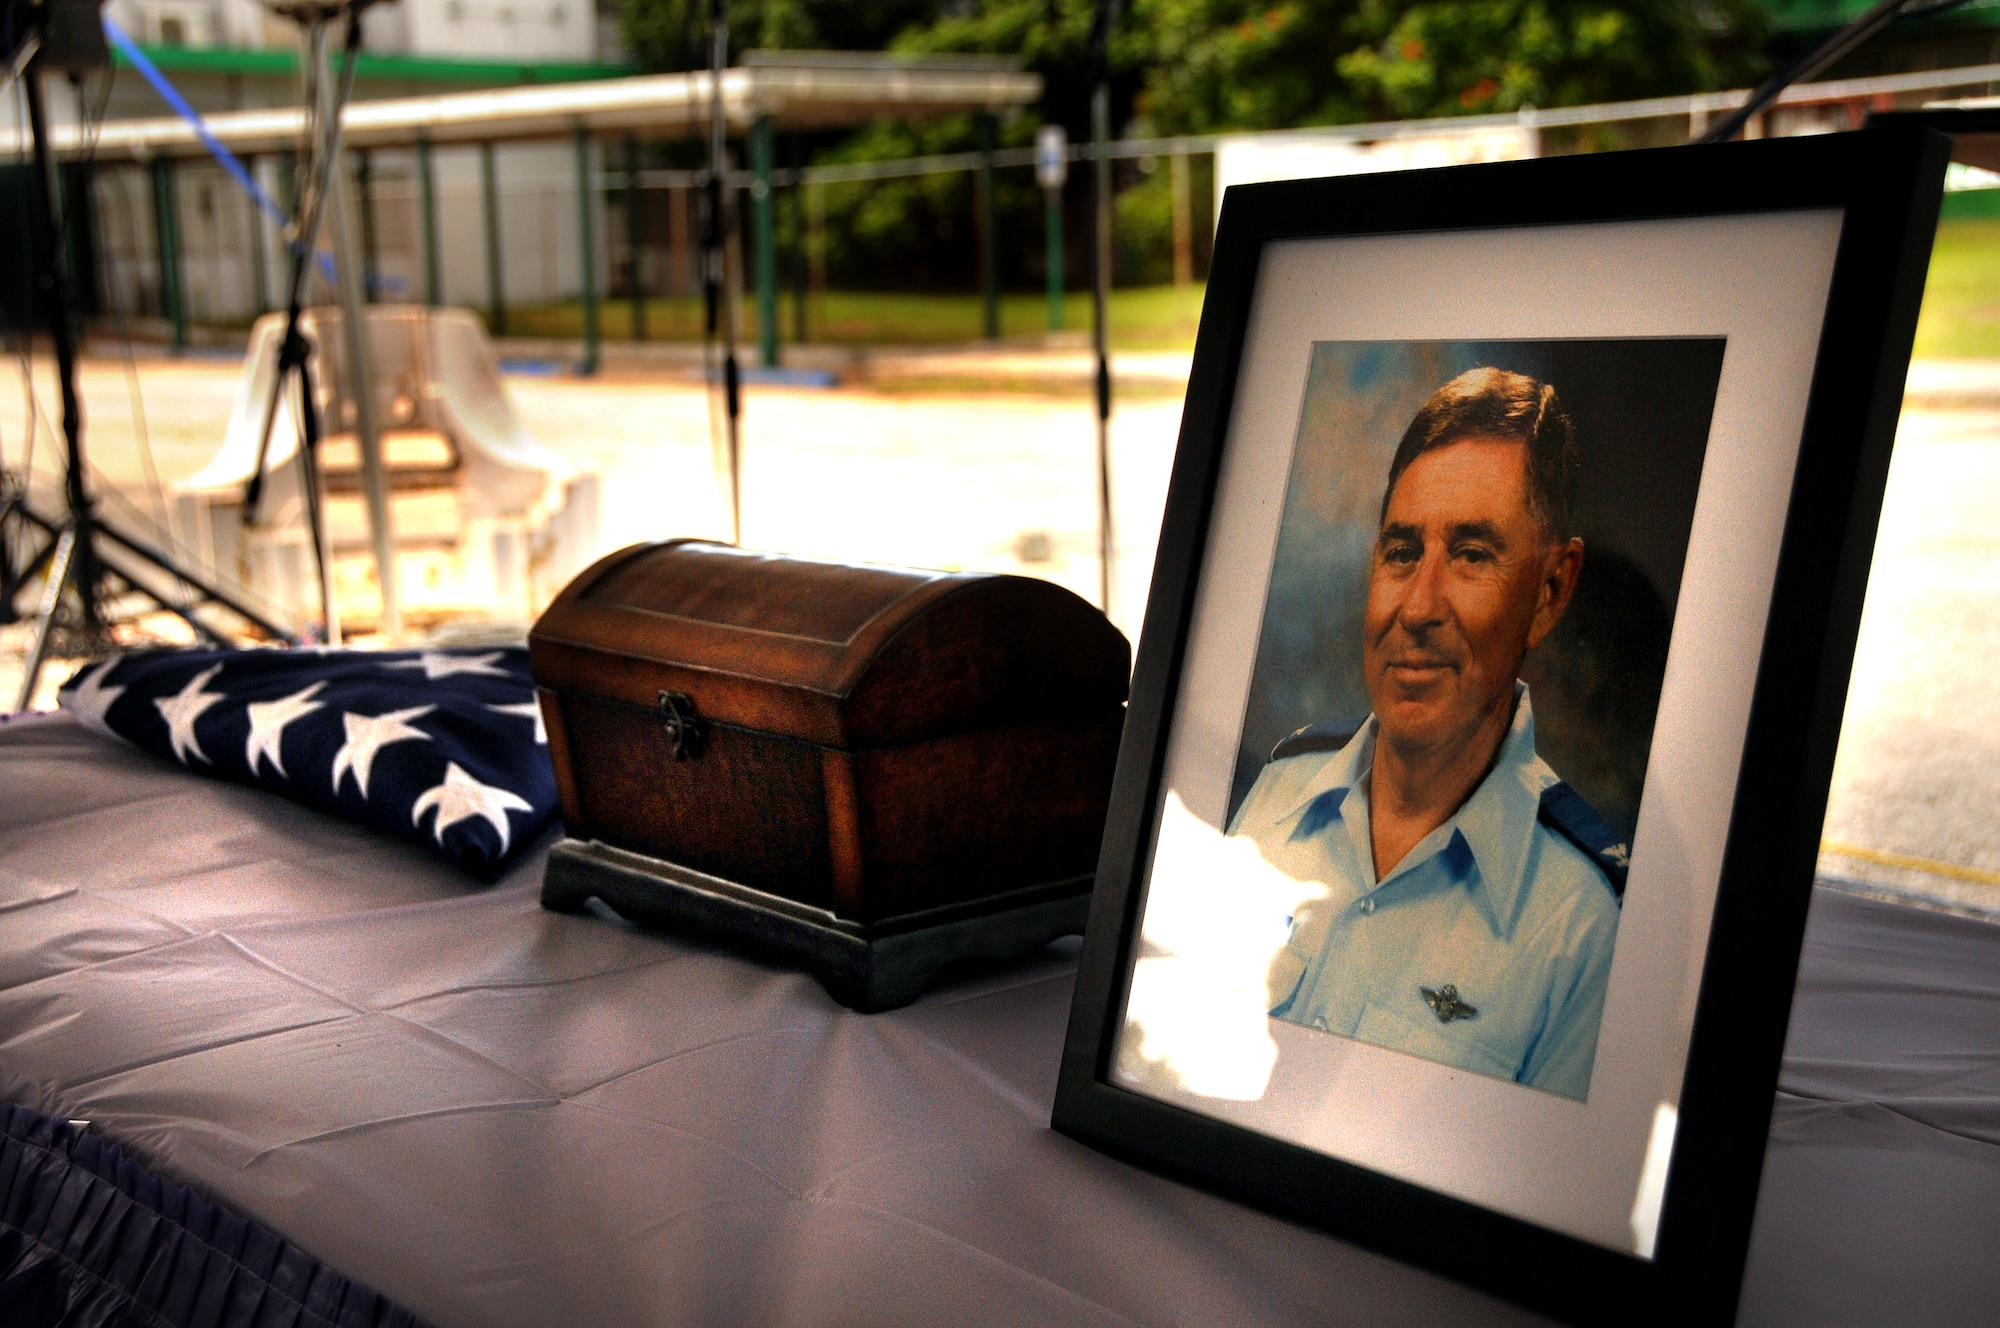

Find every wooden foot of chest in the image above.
[542,838,1092,1012]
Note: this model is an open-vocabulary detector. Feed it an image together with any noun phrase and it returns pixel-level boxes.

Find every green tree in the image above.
[619,0,940,72]
[614,0,1771,293]
[891,0,1157,136]
[1135,0,1769,132]
[1339,0,1769,122]
[794,0,1150,289]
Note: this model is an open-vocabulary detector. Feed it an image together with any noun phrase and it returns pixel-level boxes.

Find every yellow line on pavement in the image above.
[1820,841,2000,888]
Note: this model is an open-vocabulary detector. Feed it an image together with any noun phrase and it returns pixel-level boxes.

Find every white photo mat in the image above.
[1111,210,1845,1255]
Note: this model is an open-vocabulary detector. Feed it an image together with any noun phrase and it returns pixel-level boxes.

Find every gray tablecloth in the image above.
[1,712,1995,1327]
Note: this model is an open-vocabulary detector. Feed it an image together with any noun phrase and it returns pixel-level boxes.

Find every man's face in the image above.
[1364,436,1579,758]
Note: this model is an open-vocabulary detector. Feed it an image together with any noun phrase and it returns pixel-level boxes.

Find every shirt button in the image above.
[1360,898,1376,914]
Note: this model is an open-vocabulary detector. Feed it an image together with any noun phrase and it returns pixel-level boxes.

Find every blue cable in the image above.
[103,16,336,283]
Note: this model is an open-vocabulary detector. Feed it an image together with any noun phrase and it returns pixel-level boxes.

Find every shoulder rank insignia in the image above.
[1421,983,1478,1023]
[1270,717,1366,763]
[1537,781,1628,902]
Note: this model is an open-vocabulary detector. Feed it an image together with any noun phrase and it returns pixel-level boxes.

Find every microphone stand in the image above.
[1087,0,1121,615]
[1699,0,1976,143]
[241,0,377,645]
[700,0,742,544]
[5,0,293,712]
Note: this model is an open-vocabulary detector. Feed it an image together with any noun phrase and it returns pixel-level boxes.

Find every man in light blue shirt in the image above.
[1230,367,1624,1101]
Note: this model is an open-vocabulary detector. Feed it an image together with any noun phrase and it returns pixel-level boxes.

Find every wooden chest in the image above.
[528,540,1130,1008]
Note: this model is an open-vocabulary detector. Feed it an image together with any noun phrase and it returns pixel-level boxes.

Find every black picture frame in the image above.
[1053,126,1948,1327]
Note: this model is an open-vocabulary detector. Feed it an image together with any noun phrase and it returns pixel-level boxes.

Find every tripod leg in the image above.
[15,523,77,712]
[90,518,293,642]
[295,359,339,645]
[1,528,60,624]
[0,491,55,623]
[82,549,226,648]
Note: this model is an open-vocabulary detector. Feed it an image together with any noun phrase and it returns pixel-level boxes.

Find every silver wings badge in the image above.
[1420,983,1479,1023]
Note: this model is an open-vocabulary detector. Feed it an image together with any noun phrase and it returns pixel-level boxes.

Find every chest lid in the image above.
[529,540,1130,749]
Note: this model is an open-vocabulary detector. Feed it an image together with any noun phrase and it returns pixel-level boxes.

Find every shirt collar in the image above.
[1274,712,1378,829]
[1444,684,1556,936]
[1274,683,1556,936]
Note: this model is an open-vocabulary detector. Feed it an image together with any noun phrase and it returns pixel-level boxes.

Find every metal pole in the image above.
[1091,83,1114,615]
[728,213,746,344]
[979,112,998,340]
[481,141,505,336]
[625,135,647,341]
[1038,123,1067,334]
[575,125,599,375]
[26,70,95,637]
[15,527,76,711]
[241,11,361,646]
[355,148,378,303]
[750,113,776,368]
[59,164,85,324]
[669,182,689,300]
[247,154,270,314]
[151,156,185,353]
[417,131,441,307]
[807,179,825,334]
[326,147,399,638]
[704,0,743,544]
[1045,186,1063,332]
[1170,145,1192,304]
[788,134,806,344]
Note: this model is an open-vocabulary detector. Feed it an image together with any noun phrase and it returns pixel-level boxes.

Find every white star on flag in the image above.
[65,658,125,737]
[154,664,227,765]
[244,681,328,779]
[332,706,435,800]
[387,650,511,681]
[486,700,546,744]
[413,762,532,854]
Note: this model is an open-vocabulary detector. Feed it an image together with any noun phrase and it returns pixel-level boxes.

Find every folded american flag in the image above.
[57,647,557,877]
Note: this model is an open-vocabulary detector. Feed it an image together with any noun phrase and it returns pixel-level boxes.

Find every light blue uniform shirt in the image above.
[1228,685,1619,1101]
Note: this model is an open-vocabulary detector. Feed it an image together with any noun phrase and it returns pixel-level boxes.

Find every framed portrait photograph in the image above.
[1054,127,1948,1326]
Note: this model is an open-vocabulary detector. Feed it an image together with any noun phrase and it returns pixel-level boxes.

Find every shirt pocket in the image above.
[1353,997,1522,1084]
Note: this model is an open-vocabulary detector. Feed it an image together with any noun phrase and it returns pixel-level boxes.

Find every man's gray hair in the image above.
[1382,367,1578,543]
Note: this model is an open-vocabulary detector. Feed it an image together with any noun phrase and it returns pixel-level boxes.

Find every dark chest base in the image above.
[542,838,1091,1012]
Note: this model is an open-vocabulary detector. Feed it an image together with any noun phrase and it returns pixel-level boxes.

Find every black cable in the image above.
[1897,0,1982,21]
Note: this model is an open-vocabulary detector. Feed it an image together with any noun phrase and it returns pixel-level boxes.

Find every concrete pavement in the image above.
[2,348,1995,918]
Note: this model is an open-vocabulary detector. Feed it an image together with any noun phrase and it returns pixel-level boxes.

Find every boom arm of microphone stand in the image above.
[1697,0,1976,144]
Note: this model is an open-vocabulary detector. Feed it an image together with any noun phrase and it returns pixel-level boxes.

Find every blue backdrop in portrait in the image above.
[1228,338,1727,845]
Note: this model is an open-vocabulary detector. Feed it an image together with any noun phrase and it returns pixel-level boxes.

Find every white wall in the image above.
[105,0,597,61]
[1212,125,1538,228]
[400,0,597,62]
[83,140,613,329]
[216,141,613,322]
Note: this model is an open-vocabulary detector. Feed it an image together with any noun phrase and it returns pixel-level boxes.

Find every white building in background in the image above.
[1211,122,1537,228]
[103,0,601,68]
[376,0,600,62]
[29,0,633,333]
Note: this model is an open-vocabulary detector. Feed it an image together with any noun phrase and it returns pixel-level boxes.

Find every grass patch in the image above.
[498,283,1206,351]
[1914,219,2000,360]
[860,373,1191,398]
[501,224,2000,361]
